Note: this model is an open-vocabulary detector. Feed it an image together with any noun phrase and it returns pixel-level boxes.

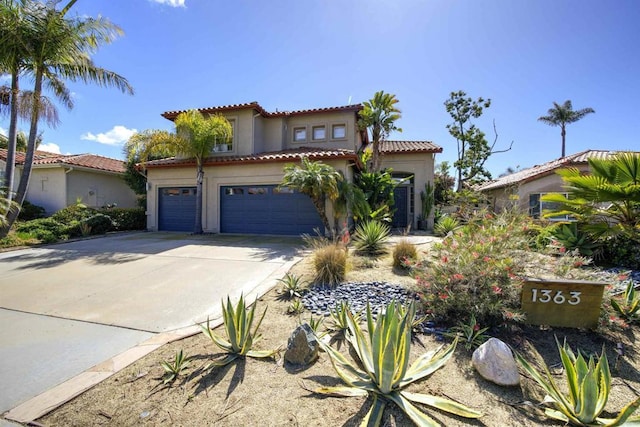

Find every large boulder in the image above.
[472,337,520,386]
[284,323,319,366]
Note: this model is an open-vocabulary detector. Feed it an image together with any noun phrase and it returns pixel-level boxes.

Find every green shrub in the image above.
[18,200,46,221]
[15,218,68,242]
[52,205,97,224]
[414,210,528,326]
[313,244,347,286]
[352,219,390,257]
[82,214,115,235]
[600,234,640,269]
[98,207,146,231]
[392,239,417,269]
[549,222,600,256]
[433,215,460,237]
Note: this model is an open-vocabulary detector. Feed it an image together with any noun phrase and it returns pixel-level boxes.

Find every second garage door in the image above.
[220,185,323,235]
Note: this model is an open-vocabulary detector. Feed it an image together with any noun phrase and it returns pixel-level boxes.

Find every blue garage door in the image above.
[158,187,197,232]
[220,185,323,235]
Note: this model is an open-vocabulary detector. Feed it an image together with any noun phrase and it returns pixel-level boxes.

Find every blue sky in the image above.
[1,0,639,178]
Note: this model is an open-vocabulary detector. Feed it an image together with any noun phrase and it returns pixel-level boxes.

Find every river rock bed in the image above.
[301,281,420,317]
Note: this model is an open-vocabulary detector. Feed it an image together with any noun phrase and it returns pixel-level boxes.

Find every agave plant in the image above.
[328,301,361,337]
[160,349,191,385]
[314,300,482,426]
[434,215,460,237]
[444,314,490,351]
[287,298,305,315]
[516,339,640,426]
[200,294,278,367]
[611,280,640,322]
[352,219,390,257]
[276,272,305,301]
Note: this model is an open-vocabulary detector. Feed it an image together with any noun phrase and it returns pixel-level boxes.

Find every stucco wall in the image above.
[25,168,67,215]
[487,164,591,213]
[284,112,359,151]
[66,169,137,210]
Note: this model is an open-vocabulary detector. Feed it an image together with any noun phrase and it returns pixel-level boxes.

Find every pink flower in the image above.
[452,273,464,281]
[439,293,449,300]
[559,246,567,253]
[492,285,502,295]
[473,324,480,332]
[483,256,491,262]
[573,261,583,268]
[472,252,479,259]
[441,256,448,263]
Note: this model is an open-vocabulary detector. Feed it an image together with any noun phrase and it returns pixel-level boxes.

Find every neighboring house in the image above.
[477,149,640,219]
[0,149,138,215]
[144,101,442,234]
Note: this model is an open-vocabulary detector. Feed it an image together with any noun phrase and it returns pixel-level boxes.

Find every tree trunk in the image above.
[312,196,332,237]
[3,73,20,200]
[193,163,204,234]
[0,68,43,238]
[561,125,566,158]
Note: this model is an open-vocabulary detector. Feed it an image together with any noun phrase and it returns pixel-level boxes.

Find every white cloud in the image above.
[81,125,137,146]
[38,142,61,154]
[151,0,185,7]
[0,126,6,136]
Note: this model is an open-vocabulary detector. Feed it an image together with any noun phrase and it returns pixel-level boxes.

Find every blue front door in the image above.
[392,186,409,228]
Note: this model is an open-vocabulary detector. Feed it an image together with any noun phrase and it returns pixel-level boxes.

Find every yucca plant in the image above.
[611,280,640,322]
[352,219,390,257]
[434,215,460,237]
[314,301,482,426]
[277,272,305,300]
[160,349,191,385]
[200,294,278,367]
[516,339,640,426]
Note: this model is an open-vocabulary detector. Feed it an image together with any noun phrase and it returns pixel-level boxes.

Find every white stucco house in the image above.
[143,101,443,234]
[0,149,138,215]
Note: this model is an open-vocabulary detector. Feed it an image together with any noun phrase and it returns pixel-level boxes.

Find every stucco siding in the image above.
[66,169,137,210]
[25,168,67,215]
[285,112,358,151]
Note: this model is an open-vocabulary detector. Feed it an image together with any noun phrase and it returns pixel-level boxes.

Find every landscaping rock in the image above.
[472,338,520,386]
[284,324,319,366]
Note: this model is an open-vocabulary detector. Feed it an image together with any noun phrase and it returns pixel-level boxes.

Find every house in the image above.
[477,149,640,218]
[0,149,138,215]
[143,101,442,234]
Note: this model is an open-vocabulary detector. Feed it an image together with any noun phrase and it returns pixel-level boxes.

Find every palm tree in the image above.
[0,0,134,237]
[357,91,402,172]
[280,157,342,235]
[538,100,595,158]
[130,110,233,234]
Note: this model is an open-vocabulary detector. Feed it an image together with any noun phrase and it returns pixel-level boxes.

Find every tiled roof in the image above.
[143,147,358,169]
[0,149,125,174]
[161,102,362,120]
[380,140,443,154]
[477,149,639,191]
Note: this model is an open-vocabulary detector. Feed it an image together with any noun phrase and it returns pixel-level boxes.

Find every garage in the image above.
[220,185,323,235]
[158,187,197,232]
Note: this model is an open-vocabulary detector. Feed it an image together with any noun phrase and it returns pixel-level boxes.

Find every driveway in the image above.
[0,232,301,417]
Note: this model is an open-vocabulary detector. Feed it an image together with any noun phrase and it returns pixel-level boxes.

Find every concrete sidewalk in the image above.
[0,232,301,423]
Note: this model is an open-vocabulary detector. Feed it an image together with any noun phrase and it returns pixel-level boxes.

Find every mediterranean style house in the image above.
[143,101,442,234]
[477,149,640,219]
[0,149,138,215]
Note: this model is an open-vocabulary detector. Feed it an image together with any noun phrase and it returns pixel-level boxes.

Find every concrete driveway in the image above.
[0,232,302,419]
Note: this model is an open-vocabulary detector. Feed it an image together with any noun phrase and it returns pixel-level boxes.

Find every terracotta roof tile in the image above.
[0,149,125,174]
[477,149,639,191]
[161,102,362,121]
[380,140,443,154]
[144,147,357,169]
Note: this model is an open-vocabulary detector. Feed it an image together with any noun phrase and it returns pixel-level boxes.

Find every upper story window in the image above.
[529,192,572,221]
[312,125,326,141]
[211,118,235,153]
[332,124,346,139]
[293,127,307,142]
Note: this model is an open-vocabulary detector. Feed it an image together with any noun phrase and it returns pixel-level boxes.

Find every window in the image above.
[248,187,267,195]
[273,187,294,194]
[529,193,572,221]
[211,118,235,153]
[332,124,346,139]
[312,125,326,141]
[224,187,244,196]
[293,127,306,142]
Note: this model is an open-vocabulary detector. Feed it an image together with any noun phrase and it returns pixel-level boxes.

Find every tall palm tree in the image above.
[130,110,233,234]
[357,91,402,172]
[538,100,595,158]
[280,156,342,235]
[0,0,134,237]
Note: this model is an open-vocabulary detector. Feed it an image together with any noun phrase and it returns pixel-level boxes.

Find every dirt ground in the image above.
[39,243,640,427]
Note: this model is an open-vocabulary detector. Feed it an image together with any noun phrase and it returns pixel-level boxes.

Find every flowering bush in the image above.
[413,210,529,326]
